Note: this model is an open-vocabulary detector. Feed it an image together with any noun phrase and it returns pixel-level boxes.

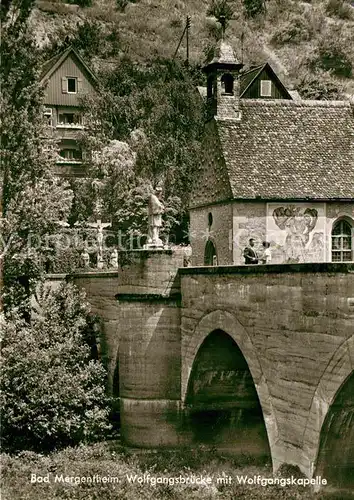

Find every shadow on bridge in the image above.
[315,371,354,489]
[184,329,271,461]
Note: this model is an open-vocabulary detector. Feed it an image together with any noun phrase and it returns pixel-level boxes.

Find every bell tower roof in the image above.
[203,40,243,72]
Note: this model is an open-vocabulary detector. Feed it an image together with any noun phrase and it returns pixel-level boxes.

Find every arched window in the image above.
[221,73,234,95]
[331,219,353,262]
[208,212,213,230]
[204,239,217,266]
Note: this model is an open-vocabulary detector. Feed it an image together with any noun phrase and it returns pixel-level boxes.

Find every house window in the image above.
[59,149,82,161]
[331,219,353,262]
[44,107,53,126]
[58,113,82,126]
[260,80,272,97]
[67,77,77,93]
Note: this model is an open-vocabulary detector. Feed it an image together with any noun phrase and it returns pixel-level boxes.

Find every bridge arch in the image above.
[303,335,354,479]
[182,310,278,464]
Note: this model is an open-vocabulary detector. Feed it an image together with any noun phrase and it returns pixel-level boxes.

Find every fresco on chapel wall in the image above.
[267,203,326,264]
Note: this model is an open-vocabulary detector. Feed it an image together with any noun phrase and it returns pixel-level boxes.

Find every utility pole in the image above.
[173,16,191,66]
[186,15,191,66]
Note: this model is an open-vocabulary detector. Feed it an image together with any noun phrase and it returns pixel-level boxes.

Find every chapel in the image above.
[190,40,354,266]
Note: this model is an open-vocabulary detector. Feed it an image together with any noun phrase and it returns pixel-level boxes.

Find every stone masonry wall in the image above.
[179,263,354,477]
[232,201,267,265]
[116,249,184,447]
[190,203,233,266]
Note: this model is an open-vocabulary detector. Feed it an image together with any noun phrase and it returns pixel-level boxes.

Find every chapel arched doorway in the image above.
[204,239,218,266]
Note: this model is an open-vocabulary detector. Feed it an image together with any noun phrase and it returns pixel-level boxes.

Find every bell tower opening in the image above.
[207,75,214,98]
[221,73,234,95]
[202,40,243,120]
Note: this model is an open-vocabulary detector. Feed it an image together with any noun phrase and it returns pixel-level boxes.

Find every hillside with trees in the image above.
[32,0,354,98]
[26,1,353,248]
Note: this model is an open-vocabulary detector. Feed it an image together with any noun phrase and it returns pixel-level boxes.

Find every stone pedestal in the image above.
[117,248,184,447]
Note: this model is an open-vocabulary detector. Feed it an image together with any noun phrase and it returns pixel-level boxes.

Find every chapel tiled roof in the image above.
[217,99,354,200]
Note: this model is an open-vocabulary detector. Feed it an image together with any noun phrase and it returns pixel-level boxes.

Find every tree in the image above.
[243,0,265,17]
[1,282,111,452]
[76,58,204,244]
[1,0,73,316]
[207,0,234,32]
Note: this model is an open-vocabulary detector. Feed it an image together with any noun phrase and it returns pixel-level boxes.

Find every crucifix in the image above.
[87,219,112,268]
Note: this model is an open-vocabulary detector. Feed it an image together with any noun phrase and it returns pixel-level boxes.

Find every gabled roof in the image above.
[40,46,99,87]
[240,62,292,99]
[210,100,354,201]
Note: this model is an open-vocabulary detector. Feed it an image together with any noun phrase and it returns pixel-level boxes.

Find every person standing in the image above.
[261,241,272,264]
[243,238,258,264]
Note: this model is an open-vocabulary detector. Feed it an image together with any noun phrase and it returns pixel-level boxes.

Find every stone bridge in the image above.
[48,249,354,489]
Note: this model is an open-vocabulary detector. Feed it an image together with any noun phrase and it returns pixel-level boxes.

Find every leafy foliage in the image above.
[325,0,353,19]
[296,70,345,100]
[207,0,234,30]
[1,0,73,315]
[75,58,204,243]
[271,14,310,45]
[1,442,329,500]
[315,42,352,78]
[243,0,265,17]
[42,19,119,63]
[0,283,111,452]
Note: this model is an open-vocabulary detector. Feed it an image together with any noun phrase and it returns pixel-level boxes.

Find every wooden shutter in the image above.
[61,77,68,93]
[77,78,83,93]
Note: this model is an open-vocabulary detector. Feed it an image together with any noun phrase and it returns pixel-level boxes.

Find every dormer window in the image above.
[62,76,82,94]
[260,80,272,97]
[221,73,234,95]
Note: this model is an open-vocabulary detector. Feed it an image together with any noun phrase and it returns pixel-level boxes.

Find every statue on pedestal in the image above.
[109,248,118,269]
[81,248,90,268]
[146,186,164,248]
[97,253,104,270]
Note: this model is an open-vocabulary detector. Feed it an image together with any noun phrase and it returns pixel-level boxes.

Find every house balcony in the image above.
[55,158,86,178]
[55,124,84,140]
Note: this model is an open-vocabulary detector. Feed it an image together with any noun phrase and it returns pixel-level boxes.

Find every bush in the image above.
[325,0,353,19]
[315,42,353,77]
[243,0,265,17]
[116,0,129,10]
[271,15,310,46]
[66,0,92,6]
[295,71,345,100]
[207,0,234,30]
[0,283,111,452]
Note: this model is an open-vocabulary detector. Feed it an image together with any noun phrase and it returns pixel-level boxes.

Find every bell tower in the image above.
[203,40,243,120]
